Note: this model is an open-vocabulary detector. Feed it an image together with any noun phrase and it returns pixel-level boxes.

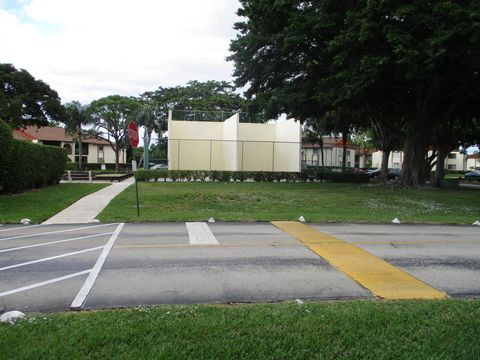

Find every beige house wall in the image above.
[372,150,468,171]
[168,111,300,172]
[302,147,355,168]
[64,142,125,164]
[467,157,480,170]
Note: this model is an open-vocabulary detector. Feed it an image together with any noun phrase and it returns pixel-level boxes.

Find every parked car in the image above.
[150,163,168,170]
[387,168,402,180]
[464,170,480,182]
[366,168,381,178]
[365,168,402,180]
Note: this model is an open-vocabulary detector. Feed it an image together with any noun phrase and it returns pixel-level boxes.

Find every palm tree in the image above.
[135,103,163,169]
[63,101,93,170]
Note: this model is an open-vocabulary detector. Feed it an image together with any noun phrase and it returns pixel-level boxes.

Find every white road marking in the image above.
[0,246,104,271]
[0,223,118,242]
[0,270,91,298]
[186,222,219,244]
[0,224,44,233]
[0,232,114,254]
[70,223,124,310]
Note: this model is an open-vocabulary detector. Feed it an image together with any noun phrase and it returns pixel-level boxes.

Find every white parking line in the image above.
[0,224,44,233]
[186,222,219,244]
[0,232,114,254]
[71,223,124,310]
[0,270,91,298]
[0,246,104,271]
[0,223,119,242]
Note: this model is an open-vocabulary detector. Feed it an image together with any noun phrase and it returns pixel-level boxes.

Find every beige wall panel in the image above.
[274,142,300,172]
[239,123,275,141]
[242,142,274,171]
[177,140,211,170]
[210,140,225,170]
[169,120,223,140]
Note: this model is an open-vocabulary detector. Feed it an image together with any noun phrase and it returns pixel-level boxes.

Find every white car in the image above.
[150,164,168,170]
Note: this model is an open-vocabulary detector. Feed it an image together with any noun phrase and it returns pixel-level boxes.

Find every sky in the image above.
[0,0,242,104]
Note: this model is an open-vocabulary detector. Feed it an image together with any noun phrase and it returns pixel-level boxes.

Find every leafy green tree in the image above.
[63,101,94,170]
[88,95,140,172]
[229,1,480,187]
[0,63,66,128]
[141,80,250,127]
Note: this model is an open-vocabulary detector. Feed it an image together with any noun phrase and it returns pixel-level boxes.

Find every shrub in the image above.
[169,170,180,182]
[192,170,207,182]
[252,171,265,182]
[219,171,232,182]
[232,171,249,182]
[1,131,67,194]
[134,169,149,181]
[179,170,193,182]
[0,120,13,192]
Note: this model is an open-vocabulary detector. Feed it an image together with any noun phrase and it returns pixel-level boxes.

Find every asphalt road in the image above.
[0,222,478,312]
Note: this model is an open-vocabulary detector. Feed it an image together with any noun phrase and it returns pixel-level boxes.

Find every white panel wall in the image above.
[168,111,301,172]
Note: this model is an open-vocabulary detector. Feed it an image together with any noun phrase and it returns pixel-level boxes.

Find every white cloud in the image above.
[0,0,241,103]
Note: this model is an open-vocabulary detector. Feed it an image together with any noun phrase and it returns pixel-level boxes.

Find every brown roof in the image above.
[302,136,356,150]
[14,126,110,145]
[18,126,73,141]
[467,153,479,159]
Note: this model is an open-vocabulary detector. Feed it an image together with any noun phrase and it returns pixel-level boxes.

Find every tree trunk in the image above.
[380,149,391,179]
[78,138,83,171]
[114,149,120,172]
[320,146,324,167]
[342,132,347,173]
[400,133,427,187]
[434,147,447,188]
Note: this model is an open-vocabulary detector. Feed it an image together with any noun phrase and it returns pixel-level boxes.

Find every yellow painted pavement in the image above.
[272,221,447,300]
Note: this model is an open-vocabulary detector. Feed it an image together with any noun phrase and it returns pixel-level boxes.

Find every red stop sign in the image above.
[128,122,139,148]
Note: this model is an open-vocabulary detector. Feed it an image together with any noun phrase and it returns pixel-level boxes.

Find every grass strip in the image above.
[0,183,109,224]
[98,182,480,224]
[0,300,479,359]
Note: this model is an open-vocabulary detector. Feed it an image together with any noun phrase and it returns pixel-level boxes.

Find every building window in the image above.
[448,153,456,159]
[448,164,456,170]
[75,142,89,155]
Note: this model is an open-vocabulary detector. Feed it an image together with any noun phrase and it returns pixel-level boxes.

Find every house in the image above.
[371,149,468,171]
[301,137,358,168]
[168,110,301,172]
[467,153,480,170]
[13,126,126,165]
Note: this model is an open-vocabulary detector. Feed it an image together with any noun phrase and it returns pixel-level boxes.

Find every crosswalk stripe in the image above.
[186,222,219,244]
[272,221,447,300]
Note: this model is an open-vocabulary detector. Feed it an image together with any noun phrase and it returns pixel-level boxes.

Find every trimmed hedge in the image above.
[0,119,68,194]
[134,169,370,183]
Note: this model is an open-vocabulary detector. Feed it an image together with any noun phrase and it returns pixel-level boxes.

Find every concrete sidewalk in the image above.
[43,178,134,224]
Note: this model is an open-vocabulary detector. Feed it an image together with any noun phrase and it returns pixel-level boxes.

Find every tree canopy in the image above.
[229,0,480,186]
[0,63,66,128]
[140,80,251,129]
[89,95,140,171]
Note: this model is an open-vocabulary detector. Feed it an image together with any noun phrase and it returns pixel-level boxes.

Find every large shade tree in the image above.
[229,0,480,187]
[88,95,140,172]
[0,63,66,128]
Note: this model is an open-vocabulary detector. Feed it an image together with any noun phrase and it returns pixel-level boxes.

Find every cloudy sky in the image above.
[0,0,242,104]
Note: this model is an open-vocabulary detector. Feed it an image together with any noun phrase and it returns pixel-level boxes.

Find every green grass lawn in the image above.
[98,182,480,224]
[1,300,478,359]
[0,183,109,224]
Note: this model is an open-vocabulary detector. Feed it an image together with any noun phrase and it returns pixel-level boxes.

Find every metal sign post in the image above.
[128,121,140,217]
